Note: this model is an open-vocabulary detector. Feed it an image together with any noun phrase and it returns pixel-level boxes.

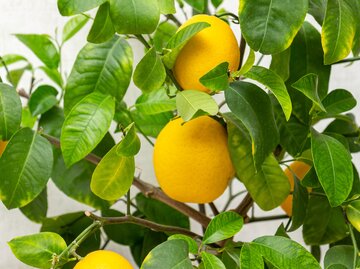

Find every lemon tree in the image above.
[0,0,360,268]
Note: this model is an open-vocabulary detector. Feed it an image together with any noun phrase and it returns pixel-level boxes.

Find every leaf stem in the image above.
[0,55,14,85]
[165,14,182,27]
[347,222,359,269]
[334,56,360,64]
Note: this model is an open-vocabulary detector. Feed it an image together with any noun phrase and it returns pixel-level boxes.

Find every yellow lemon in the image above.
[74,250,133,269]
[0,141,8,157]
[281,161,311,216]
[153,116,235,203]
[173,14,240,92]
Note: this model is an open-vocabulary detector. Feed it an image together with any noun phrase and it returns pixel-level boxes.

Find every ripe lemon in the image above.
[153,116,235,203]
[0,141,8,157]
[281,161,311,216]
[173,14,240,92]
[74,250,133,269]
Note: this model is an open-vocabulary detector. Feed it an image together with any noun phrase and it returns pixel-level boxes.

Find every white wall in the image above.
[0,1,359,268]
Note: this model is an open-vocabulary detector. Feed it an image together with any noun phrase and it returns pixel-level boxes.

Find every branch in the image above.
[165,14,182,27]
[248,214,289,223]
[233,192,253,218]
[41,133,211,228]
[85,211,201,238]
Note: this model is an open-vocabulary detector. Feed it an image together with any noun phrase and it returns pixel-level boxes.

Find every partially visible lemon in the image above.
[153,116,235,203]
[73,250,133,269]
[281,161,311,216]
[173,14,240,92]
[0,141,8,157]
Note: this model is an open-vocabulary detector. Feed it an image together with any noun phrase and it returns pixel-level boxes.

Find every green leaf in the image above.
[351,0,360,56]
[21,106,37,129]
[102,209,146,245]
[141,239,193,269]
[91,144,134,201]
[292,73,326,111]
[116,123,141,156]
[0,54,28,66]
[168,235,198,254]
[250,236,321,268]
[240,243,264,269]
[135,87,176,115]
[184,0,205,12]
[64,36,133,114]
[61,92,115,167]
[199,62,229,91]
[163,22,211,68]
[303,195,348,245]
[309,0,327,25]
[311,130,353,207]
[131,110,172,137]
[57,0,106,16]
[62,14,89,43]
[346,200,360,232]
[87,2,115,44]
[226,114,290,210]
[232,49,255,78]
[211,0,223,8]
[158,0,176,14]
[109,0,160,34]
[203,212,243,245]
[0,128,53,209]
[39,106,64,138]
[15,34,59,69]
[176,90,218,122]
[134,48,166,93]
[19,188,47,223]
[221,247,241,269]
[244,66,292,120]
[39,66,63,87]
[8,232,67,268]
[322,0,357,64]
[320,89,357,116]
[41,212,100,256]
[52,148,112,210]
[275,223,290,238]
[28,85,58,117]
[239,0,308,54]
[152,22,178,52]
[7,66,30,87]
[201,252,226,269]
[301,167,321,188]
[270,48,291,81]
[136,193,190,228]
[225,81,279,170]
[324,245,354,269]
[0,83,22,140]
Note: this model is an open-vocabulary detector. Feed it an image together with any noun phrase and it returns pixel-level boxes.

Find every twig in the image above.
[209,202,220,216]
[17,88,30,99]
[334,56,360,65]
[165,14,182,27]
[85,211,201,238]
[233,192,253,218]
[248,214,289,223]
[0,56,13,85]
[199,204,206,233]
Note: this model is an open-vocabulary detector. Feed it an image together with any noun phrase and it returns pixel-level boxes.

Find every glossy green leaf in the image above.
[245,66,292,120]
[0,128,53,209]
[324,245,354,269]
[39,106,64,138]
[311,130,353,207]
[275,223,290,238]
[7,66,30,87]
[152,22,178,52]
[346,200,360,232]
[168,235,198,254]
[351,0,360,56]
[225,81,279,170]
[184,0,205,12]
[158,0,176,14]
[134,48,166,93]
[240,243,263,269]
[211,0,223,8]
[303,195,348,245]
[203,212,243,245]
[136,193,190,228]
[19,188,47,223]
[0,83,22,140]
[0,54,27,66]
[201,252,226,269]
[221,247,241,269]
[226,114,290,210]
[131,110,172,137]
[21,106,37,129]
[176,90,218,122]
[135,87,176,115]
[141,239,192,269]
[57,0,106,16]
[87,2,115,44]
[200,62,229,91]
[320,89,357,116]
[8,232,67,268]
[309,0,326,25]
[163,22,210,68]
[64,36,133,114]
[116,123,141,156]
[61,92,115,167]
[62,14,89,43]
[301,167,321,188]
[270,48,291,81]
[109,0,160,34]
[15,34,59,68]
[292,73,326,111]
[41,212,100,256]
[232,49,255,78]
[251,236,321,268]
[28,85,58,116]
[39,66,63,87]
[239,0,308,54]
[322,0,357,64]
[52,148,112,210]
[91,144,134,201]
